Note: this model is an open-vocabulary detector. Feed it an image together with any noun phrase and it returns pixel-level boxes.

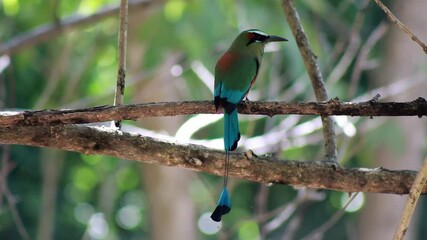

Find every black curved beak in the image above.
[266,35,288,42]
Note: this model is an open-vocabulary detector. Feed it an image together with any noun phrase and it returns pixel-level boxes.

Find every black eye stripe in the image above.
[256,34,268,41]
[247,33,269,45]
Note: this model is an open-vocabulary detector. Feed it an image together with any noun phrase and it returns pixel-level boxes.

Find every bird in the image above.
[211,29,287,222]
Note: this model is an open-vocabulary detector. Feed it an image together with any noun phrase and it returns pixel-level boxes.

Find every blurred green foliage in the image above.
[1,0,424,239]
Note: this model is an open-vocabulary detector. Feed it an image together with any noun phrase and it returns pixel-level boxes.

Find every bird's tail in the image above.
[210,179,231,222]
[224,108,240,152]
[211,109,240,222]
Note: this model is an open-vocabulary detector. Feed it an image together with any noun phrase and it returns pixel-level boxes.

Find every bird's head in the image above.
[230,29,288,55]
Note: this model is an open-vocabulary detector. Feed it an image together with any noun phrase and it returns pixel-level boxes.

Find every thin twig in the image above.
[255,185,269,239]
[0,0,150,55]
[281,0,337,161]
[349,21,389,98]
[393,157,427,240]
[301,193,359,240]
[0,146,30,240]
[282,209,304,240]
[113,0,128,128]
[326,0,366,86]
[35,37,74,108]
[373,0,427,54]
[1,71,29,240]
[264,189,325,233]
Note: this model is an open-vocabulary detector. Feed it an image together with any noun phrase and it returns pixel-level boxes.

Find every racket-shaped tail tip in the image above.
[210,188,231,222]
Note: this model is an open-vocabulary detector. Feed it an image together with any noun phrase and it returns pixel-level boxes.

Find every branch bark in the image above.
[282,0,337,160]
[1,98,426,127]
[0,124,424,194]
[373,0,427,54]
[113,0,129,128]
[394,156,427,240]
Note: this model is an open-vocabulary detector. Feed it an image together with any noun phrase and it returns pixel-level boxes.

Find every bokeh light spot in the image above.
[198,212,221,235]
[115,167,139,191]
[170,64,183,77]
[88,213,109,239]
[73,167,98,191]
[116,205,142,230]
[164,0,186,22]
[341,193,365,212]
[74,202,95,224]
[238,220,260,240]
[2,0,20,16]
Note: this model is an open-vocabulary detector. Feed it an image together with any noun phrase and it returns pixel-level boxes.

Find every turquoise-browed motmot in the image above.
[211,29,287,222]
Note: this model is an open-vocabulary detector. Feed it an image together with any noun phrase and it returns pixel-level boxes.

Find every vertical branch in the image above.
[281,0,337,161]
[36,150,64,240]
[52,0,61,23]
[113,0,129,128]
[393,157,427,240]
[0,146,30,240]
[0,74,30,240]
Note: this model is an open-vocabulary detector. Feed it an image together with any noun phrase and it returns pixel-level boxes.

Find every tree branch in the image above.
[373,0,427,54]
[113,0,129,128]
[394,156,427,240]
[0,0,150,55]
[1,98,426,127]
[0,124,424,194]
[282,0,337,160]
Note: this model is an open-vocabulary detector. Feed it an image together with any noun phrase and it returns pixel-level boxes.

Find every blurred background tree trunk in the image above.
[36,150,64,240]
[129,30,198,238]
[358,0,427,239]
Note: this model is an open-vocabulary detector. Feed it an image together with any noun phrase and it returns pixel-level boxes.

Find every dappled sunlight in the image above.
[334,116,356,137]
[0,55,10,73]
[175,114,222,141]
[191,60,215,93]
[2,0,20,16]
[288,117,322,137]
